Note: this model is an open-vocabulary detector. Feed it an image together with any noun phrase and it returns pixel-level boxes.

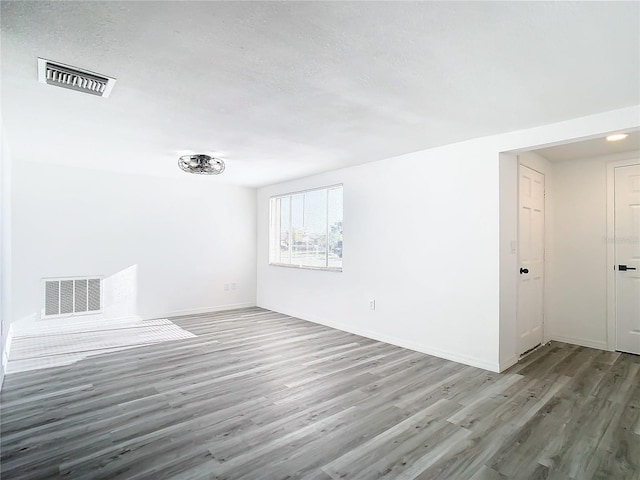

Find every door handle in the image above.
[618,265,637,271]
[520,268,529,274]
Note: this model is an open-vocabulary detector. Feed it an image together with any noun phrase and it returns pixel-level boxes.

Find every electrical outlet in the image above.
[224,283,229,291]
[231,282,237,290]
[369,299,376,310]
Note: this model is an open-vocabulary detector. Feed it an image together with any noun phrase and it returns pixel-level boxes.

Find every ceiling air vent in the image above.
[37,58,116,98]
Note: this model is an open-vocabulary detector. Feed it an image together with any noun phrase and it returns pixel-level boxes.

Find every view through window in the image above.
[270,185,343,270]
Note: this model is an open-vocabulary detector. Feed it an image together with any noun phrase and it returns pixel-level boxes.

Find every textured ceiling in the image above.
[1,1,639,186]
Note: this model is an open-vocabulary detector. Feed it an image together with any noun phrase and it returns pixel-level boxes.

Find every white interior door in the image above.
[518,165,545,355]
[615,163,640,355]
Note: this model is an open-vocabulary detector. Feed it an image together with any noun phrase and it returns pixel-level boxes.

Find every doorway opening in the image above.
[500,130,640,370]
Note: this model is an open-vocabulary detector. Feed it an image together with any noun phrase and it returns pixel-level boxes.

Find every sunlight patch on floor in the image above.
[6,318,196,374]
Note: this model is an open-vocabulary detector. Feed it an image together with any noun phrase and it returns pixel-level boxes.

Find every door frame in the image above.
[606,157,640,351]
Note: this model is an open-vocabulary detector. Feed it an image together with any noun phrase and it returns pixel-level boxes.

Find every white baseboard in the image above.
[547,334,608,351]
[27,303,258,325]
[24,303,257,327]
[259,304,500,372]
[137,302,257,321]
[378,333,500,372]
[499,355,519,372]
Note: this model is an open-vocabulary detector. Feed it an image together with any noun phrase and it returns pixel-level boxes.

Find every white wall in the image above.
[258,143,502,371]
[258,106,639,372]
[498,153,519,370]
[4,106,638,375]
[11,161,257,328]
[545,151,640,349]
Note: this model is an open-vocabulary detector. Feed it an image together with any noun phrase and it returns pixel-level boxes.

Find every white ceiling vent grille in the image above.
[37,58,116,98]
[43,277,102,318]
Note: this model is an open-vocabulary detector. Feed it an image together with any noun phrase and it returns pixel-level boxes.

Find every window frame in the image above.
[269,184,343,272]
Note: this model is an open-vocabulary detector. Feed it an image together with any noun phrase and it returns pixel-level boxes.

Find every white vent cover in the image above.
[37,58,116,98]
[44,277,102,318]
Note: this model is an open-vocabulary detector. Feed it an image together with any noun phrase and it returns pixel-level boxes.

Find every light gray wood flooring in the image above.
[1,307,639,479]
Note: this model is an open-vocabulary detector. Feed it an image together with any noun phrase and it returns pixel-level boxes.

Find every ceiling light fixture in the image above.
[178,154,225,175]
[606,133,629,142]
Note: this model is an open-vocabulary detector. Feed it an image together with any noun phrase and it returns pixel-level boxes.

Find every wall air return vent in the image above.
[43,277,102,318]
[37,58,116,98]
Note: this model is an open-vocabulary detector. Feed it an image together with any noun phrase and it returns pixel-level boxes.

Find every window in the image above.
[270,185,343,271]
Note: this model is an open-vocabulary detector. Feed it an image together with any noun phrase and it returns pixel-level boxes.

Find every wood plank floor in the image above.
[1,307,639,480]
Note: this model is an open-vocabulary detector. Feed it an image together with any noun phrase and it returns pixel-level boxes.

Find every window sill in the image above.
[269,263,342,272]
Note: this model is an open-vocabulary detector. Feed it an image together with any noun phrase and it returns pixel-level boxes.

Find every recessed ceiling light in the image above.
[606,133,629,142]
